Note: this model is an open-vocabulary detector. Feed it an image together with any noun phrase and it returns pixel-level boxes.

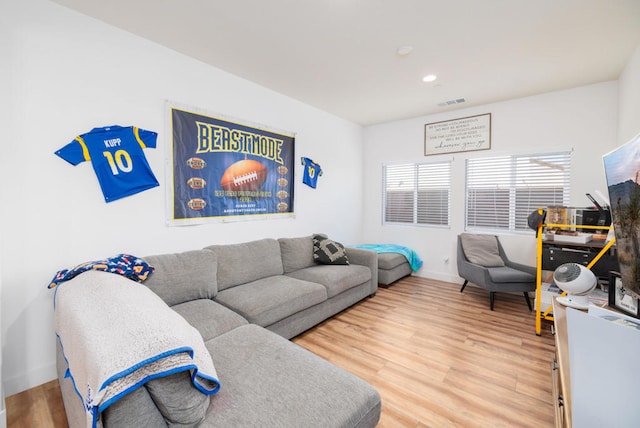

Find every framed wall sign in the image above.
[609,271,640,318]
[424,113,491,156]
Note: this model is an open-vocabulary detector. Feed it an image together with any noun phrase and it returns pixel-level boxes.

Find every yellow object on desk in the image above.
[534,212,616,336]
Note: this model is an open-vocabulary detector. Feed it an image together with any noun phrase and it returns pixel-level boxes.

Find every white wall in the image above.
[0,3,7,421]
[618,44,640,144]
[362,82,620,283]
[0,0,364,395]
[0,263,4,428]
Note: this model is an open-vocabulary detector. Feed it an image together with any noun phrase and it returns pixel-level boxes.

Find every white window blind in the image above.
[465,151,571,232]
[384,161,451,226]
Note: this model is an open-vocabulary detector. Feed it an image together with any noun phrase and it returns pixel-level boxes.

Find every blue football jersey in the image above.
[301,157,323,189]
[56,125,159,202]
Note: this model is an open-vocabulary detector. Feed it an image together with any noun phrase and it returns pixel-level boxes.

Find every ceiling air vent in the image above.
[437,98,466,107]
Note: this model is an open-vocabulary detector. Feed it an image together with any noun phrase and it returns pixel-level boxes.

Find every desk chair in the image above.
[457,233,535,311]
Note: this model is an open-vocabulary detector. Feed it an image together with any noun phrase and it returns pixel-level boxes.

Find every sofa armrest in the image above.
[345,247,378,295]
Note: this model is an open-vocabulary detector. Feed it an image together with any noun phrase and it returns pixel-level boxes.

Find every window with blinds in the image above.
[383,161,451,226]
[465,151,571,232]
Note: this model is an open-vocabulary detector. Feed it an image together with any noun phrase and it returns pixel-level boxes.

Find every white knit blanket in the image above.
[54,270,220,428]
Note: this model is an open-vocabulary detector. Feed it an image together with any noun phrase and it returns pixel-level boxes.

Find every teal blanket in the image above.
[352,244,423,271]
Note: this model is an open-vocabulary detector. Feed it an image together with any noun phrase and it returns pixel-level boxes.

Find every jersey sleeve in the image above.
[55,137,90,166]
[133,127,158,149]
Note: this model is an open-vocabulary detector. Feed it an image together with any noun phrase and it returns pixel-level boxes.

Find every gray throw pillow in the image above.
[460,233,505,267]
[313,234,349,265]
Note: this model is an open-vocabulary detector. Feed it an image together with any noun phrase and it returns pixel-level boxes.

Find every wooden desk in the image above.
[534,223,616,335]
[552,297,571,427]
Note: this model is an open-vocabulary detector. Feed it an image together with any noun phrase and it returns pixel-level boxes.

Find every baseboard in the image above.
[0,408,6,428]
[413,271,461,284]
[3,362,57,397]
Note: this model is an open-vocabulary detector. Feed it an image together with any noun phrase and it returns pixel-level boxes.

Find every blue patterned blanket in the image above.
[352,244,423,271]
[49,253,154,289]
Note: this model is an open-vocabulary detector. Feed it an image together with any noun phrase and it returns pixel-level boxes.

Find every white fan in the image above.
[553,263,597,309]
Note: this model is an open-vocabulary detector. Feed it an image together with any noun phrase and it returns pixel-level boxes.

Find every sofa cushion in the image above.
[378,262,412,285]
[286,264,372,298]
[487,266,536,283]
[205,324,381,427]
[313,234,349,265]
[278,235,315,273]
[205,238,284,291]
[142,250,217,306]
[459,233,505,267]
[171,299,248,342]
[214,276,327,327]
[144,370,210,427]
[377,252,409,270]
[101,382,168,427]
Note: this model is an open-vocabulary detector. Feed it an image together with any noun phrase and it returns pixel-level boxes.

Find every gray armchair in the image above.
[456,233,535,311]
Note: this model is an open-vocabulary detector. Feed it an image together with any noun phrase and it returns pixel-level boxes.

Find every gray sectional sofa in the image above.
[55,235,381,428]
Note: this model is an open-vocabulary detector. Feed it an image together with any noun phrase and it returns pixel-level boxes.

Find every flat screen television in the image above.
[603,132,640,300]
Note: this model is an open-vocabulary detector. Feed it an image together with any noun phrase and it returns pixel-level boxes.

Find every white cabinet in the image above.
[554,299,640,427]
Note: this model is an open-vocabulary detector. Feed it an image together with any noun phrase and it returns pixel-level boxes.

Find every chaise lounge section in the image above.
[55,234,381,428]
[377,252,412,286]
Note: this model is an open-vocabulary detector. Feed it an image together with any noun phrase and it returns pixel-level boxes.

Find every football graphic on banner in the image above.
[187,198,207,210]
[187,177,206,189]
[186,157,206,169]
[220,159,268,192]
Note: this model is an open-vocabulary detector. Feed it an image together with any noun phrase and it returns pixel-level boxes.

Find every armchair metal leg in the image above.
[490,292,495,310]
[523,292,532,311]
[460,280,468,293]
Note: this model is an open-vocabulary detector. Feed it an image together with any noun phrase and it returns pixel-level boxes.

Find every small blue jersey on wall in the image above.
[56,125,159,202]
[302,157,322,188]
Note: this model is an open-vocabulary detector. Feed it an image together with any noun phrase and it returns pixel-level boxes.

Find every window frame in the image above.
[383,160,452,228]
[464,150,571,233]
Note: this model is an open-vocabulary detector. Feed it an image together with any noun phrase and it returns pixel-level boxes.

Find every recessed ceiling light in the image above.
[422,74,437,82]
[397,46,413,56]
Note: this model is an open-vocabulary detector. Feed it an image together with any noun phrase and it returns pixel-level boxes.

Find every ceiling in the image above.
[52,0,640,126]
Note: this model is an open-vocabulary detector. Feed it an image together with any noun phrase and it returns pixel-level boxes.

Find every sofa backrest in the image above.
[278,235,316,273]
[205,238,284,291]
[142,249,217,306]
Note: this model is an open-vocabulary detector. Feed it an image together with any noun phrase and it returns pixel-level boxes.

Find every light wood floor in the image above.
[6,276,555,427]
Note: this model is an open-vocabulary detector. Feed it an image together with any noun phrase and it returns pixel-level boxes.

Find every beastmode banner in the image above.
[167,104,295,225]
